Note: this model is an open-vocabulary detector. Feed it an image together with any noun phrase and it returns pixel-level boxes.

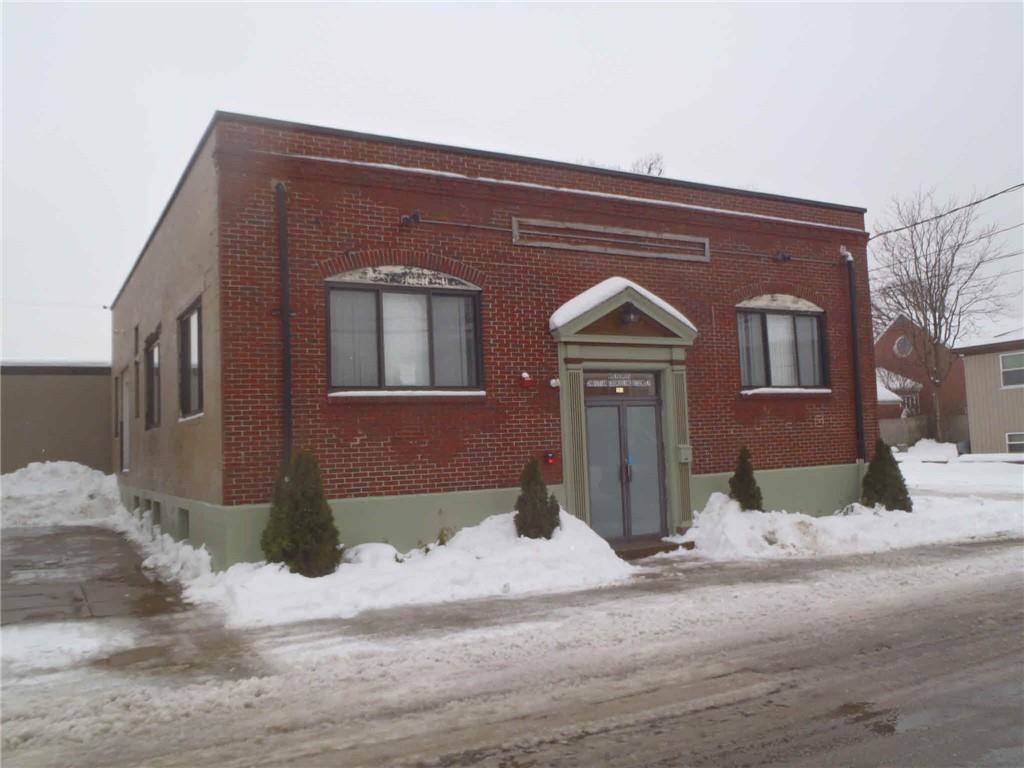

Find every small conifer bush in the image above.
[514,457,561,539]
[260,450,342,577]
[728,447,764,511]
[861,438,913,512]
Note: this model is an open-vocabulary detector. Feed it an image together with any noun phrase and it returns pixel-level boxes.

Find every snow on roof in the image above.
[876,377,902,404]
[549,277,697,333]
[955,325,1024,351]
[876,367,922,392]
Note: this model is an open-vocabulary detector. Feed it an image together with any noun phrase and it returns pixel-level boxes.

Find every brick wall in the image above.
[875,316,967,434]
[216,117,877,506]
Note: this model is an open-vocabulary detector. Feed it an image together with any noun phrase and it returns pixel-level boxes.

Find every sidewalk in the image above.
[1,525,184,626]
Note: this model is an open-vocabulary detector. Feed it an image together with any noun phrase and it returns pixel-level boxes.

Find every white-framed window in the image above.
[1000,352,1024,388]
[737,310,826,389]
[1007,433,1024,454]
[326,267,482,391]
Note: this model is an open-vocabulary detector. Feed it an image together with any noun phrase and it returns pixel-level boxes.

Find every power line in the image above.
[870,249,1024,281]
[868,183,1024,241]
[868,222,1024,273]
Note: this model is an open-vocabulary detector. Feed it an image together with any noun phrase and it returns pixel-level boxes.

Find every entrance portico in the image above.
[550,277,698,543]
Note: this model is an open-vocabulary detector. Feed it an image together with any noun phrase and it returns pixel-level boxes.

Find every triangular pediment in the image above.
[578,305,677,338]
[549,277,698,346]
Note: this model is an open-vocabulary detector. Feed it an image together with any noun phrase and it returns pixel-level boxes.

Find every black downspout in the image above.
[844,249,866,462]
[276,183,293,466]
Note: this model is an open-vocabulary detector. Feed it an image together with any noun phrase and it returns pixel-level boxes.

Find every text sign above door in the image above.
[584,372,656,398]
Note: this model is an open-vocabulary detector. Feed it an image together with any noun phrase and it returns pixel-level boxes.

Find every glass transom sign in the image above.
[584,372,656,397]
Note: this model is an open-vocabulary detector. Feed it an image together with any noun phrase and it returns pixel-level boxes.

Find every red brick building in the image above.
[874,315,967,442]
[111,112,878,568]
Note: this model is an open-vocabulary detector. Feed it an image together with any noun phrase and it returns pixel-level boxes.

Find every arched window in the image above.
[735,294,826,389]
[326,266,482,390]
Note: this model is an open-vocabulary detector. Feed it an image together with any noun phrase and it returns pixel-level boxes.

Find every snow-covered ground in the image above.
[1,461,633,629]
[2,445,1021,631]
[2,451,1022,765]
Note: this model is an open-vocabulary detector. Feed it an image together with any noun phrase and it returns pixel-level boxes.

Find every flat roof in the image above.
[218,111,867,215]
[112,110,867,306]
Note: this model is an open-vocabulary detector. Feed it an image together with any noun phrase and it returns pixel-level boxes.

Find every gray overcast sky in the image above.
[4,2,1022,362]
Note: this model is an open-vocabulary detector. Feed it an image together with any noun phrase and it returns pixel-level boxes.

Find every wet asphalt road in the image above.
[426,561,1024,768]
[2,533,1022,767]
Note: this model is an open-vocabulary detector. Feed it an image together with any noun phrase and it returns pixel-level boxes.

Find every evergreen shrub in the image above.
[728,447,764,511]
[260,450,342,577]
[861,438,913,512]
[514,457,561,539]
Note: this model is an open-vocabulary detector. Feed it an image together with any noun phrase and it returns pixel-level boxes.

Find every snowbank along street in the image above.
[1,450,1022,766]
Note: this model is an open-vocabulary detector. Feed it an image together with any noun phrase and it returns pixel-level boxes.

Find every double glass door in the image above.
[584,373,666,542]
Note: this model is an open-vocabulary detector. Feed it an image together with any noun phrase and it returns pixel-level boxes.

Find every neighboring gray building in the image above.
[1,363,113,474]
[955,328,1024,455]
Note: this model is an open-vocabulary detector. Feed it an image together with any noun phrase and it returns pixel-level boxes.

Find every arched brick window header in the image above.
[326,265,480,291]
[317,249,484,287]
[736,293,823,313]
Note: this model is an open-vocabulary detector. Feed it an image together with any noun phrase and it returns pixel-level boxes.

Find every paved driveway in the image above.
[1,525,184,625]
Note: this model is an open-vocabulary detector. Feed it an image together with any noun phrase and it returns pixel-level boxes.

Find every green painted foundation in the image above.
[121,462,861,570]
[118,482,563,571]
[687,461,864,528]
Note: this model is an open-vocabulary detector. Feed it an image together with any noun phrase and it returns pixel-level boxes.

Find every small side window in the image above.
[177,508,190,541]
[114,375,121,437]
[145,333,161,429]
[178,300,203,416]
[1007,433,1024,453]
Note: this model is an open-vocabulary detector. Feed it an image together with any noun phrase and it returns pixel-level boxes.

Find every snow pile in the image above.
[676,492,1023,561]
[113,510,212,583]
[896,439,959,463]
[1,462,120,527]
[187,512,635,628]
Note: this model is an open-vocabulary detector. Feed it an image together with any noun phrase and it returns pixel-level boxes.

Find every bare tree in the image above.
[870,190,1008,440]
[630,153,665,177]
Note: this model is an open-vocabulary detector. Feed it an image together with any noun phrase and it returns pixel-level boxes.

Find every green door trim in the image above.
[559,352,692,535]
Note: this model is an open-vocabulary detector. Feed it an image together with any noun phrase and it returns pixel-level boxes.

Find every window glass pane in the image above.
[330,290,379,386]
[1008,433,1024,453]
[1001,353,1024,371]
[189,312,201,411]
[737,313,766,387]
[383,292,429,386]
[766,314,797,386]
[154,344,160,424]
[146,343,161,426]
[1003,368,1024,387]
[795,316,823,387]
[432,295,477,387]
